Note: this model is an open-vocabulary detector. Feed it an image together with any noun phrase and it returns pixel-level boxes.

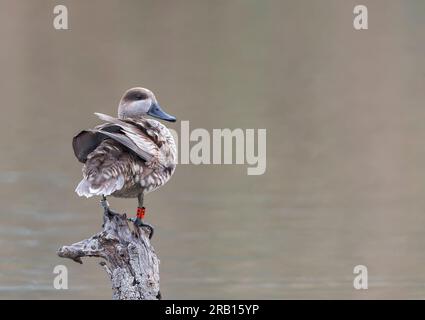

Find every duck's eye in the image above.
[128,91,148,101]
[135,94,146,100]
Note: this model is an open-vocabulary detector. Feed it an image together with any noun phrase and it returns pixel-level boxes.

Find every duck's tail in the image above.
[75,139,127,198]
[75,175,125,198]
[75,179,93,198]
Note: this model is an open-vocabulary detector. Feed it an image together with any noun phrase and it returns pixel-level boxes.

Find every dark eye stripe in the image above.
[126,91,148,101]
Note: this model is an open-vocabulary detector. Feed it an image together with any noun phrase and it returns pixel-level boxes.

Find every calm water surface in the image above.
[1,0,425,299]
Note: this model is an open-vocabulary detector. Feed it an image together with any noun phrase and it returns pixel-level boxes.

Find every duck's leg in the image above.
[100,195,119,218]
[128,193,154,239]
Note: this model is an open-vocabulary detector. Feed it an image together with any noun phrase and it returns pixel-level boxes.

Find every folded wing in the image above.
[73,113,164,168]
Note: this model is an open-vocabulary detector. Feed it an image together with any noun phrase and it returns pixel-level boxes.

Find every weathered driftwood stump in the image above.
[57,211,160,300]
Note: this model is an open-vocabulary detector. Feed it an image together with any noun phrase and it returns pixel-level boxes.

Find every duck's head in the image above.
[118,87,176,122]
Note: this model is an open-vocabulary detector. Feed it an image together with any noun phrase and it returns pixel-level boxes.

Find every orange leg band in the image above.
[137,207,146,219]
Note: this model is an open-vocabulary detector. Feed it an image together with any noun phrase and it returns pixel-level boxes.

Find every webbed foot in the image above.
[128,206,154,239]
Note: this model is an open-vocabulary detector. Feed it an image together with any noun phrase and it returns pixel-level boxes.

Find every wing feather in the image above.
[92,129,155,163]
[93,113,164,167]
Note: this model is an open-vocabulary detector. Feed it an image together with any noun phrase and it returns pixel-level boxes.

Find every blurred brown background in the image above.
[0,0,425,299]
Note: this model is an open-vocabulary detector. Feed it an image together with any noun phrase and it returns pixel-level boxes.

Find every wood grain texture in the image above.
[57,211,161,300]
